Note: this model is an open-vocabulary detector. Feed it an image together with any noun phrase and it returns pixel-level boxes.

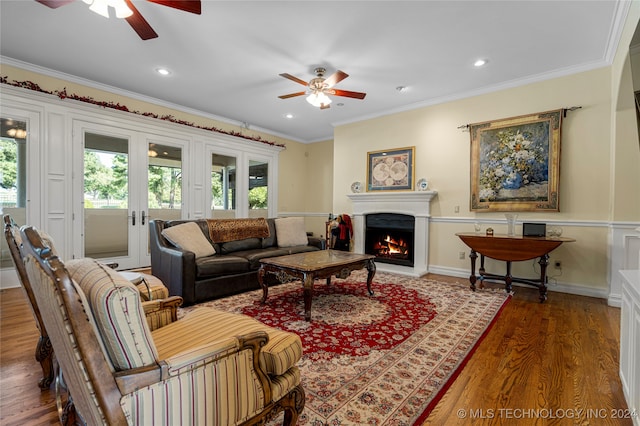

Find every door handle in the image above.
[131,210,136,226]
[141,211,146,225]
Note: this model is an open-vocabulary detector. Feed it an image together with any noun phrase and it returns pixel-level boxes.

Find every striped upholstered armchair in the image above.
[20,225,305,425]
[3,214,179,392]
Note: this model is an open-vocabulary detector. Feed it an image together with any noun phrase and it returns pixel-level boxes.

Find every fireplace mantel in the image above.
[347,191,437,276]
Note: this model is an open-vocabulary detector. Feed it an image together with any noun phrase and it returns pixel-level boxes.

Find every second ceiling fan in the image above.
[278,67,366,109]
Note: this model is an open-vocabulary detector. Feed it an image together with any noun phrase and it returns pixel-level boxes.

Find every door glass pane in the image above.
[249,160,268,218]
[0,117,27,269]
[148,143,182,222]
[211,153,236,218]
[84,133,129,259]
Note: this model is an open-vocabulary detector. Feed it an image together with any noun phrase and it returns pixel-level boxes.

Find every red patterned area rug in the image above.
[180,271,510,425]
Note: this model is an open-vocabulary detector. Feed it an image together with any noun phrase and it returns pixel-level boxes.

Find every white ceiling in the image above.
[0,1,629,143]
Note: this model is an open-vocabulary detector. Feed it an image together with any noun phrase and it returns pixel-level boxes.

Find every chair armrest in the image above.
[163,331,273,403]
[115,331,272,403]
[142,296,183,331]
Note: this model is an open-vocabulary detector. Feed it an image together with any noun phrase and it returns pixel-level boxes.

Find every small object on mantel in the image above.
[485,227,494,236]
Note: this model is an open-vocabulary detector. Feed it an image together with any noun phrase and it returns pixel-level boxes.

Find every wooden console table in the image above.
[456,232,575,302]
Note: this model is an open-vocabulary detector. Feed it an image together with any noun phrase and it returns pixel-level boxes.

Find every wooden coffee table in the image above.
[258,250,376,321]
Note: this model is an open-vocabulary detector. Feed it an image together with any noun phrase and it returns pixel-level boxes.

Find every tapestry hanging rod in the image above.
[456,106,582,131]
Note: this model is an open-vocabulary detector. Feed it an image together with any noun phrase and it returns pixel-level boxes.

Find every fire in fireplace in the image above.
[365,213,415,267]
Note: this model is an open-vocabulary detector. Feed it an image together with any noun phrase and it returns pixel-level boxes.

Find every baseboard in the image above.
[607,292,622,308]
[427,265,610,300]
[1,269,20,290]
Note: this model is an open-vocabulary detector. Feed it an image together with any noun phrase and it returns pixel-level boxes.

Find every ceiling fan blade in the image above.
[146,0,201,14]
[35,0,75,8]
[329,89,367,100]
[278,92,306,99]
[279,73,308,87]
[324,70,349,88]
[124,0,158,40]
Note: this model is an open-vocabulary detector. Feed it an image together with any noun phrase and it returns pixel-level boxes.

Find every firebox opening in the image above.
[365,213,415,267]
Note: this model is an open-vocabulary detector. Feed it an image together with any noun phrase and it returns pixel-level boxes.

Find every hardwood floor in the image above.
[0,274,632,425]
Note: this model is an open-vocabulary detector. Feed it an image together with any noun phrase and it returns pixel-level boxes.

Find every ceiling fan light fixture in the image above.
[306,92,332,108]
[83,0,132,19]
[112,0,133,18]
[87,0,109,18]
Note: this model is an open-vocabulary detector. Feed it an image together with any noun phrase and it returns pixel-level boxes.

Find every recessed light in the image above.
[156,68,171,76]
[473,59,487,67]
[283,113,294,119]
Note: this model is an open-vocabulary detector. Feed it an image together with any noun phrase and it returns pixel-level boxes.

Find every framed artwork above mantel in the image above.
[469,109,563,212]
[366,146,415,191]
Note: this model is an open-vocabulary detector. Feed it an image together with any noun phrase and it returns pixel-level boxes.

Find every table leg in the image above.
[505,261,513,293]
[366,259,376,296]
[469,249,478,291]
[538,255,549,303]
[258,267,268,304]
[303,273,314,321]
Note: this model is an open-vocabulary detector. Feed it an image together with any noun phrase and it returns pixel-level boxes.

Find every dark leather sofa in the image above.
[149,218,324,306]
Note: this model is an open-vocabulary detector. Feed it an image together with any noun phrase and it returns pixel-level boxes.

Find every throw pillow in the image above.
[161,222,216,258]
[275,217,308,248]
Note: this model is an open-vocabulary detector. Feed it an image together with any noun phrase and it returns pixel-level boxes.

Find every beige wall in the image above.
[277,137,334,238]
[332,52,640,292]
[333,67,614,219]
[303,139,334,239]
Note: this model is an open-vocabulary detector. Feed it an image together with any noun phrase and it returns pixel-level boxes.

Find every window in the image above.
[248,160,268,217]
[0,117,27,268]
[211,153,236,217]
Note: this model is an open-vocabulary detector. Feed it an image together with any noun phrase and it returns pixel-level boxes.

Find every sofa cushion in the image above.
[275,217,308,248]
[66,258,158,371]
[281,245,321,255]
[161,222,216,259]
[219,237,262,255]
[236,246,317,269]
[196,255,250,278]
[153,308,302,376]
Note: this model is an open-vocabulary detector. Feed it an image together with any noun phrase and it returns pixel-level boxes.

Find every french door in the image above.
[0,107,40,286]
[72,120,187,269]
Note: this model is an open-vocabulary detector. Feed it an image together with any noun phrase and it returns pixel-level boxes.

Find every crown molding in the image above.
[1,56,306,144]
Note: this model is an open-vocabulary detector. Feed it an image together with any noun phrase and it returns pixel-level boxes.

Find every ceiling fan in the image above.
[278,67,366,109]
[35,0,201,40]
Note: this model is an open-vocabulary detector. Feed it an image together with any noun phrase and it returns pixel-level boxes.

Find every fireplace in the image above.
[365,213,415,267]
[347,191,437,276]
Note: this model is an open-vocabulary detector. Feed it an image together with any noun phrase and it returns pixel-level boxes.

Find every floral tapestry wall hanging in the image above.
[469,109,562,211]
[367,147,415,191]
